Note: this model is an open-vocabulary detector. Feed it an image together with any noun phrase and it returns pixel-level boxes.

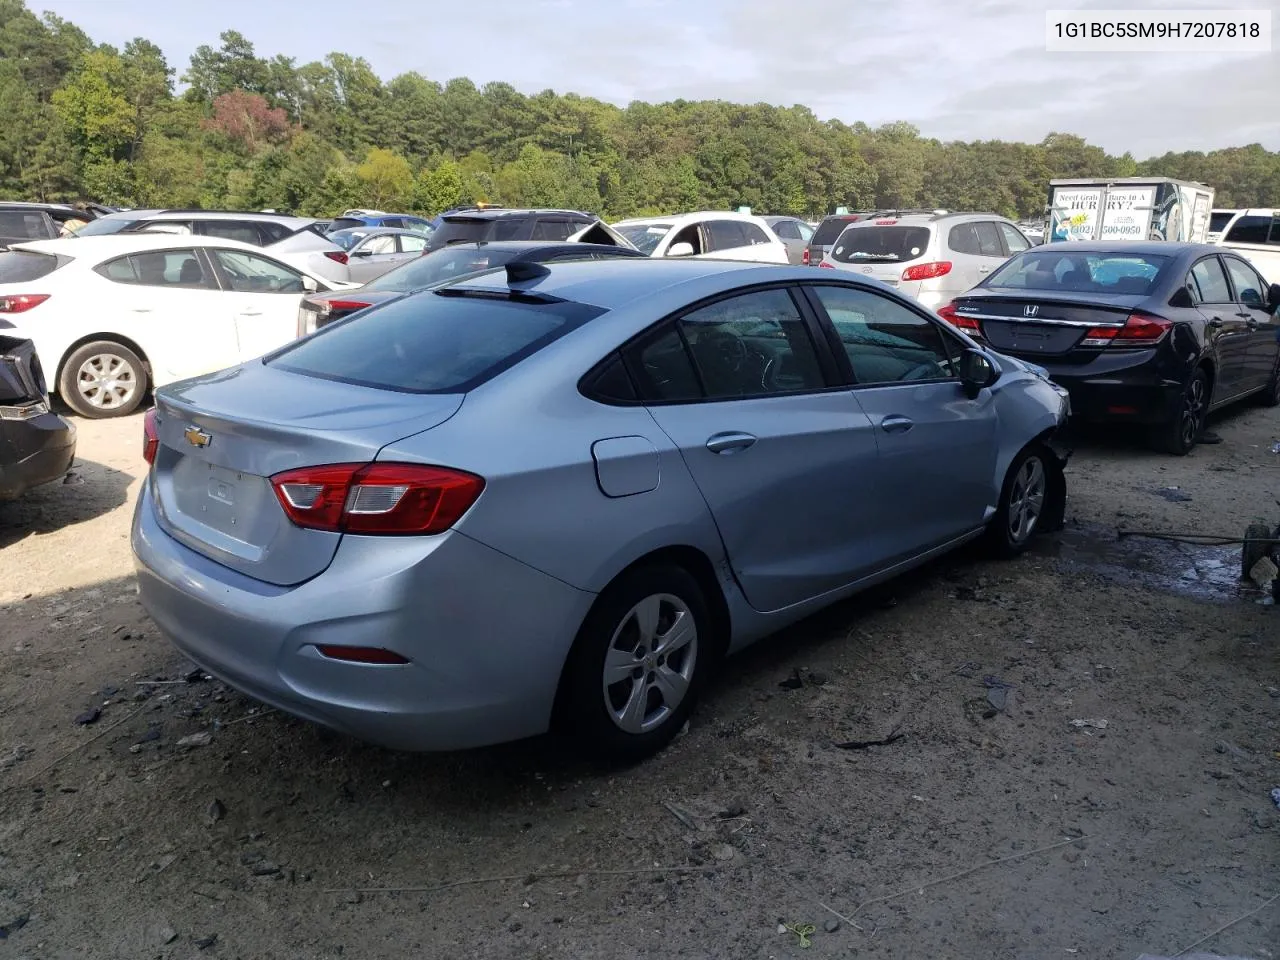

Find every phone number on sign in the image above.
[1053,20,1261,38]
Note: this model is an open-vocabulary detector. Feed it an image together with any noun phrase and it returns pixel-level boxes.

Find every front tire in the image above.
[987,445,1052,558]
[58,340,148,418]
[1154,367,1208,456]
[560,564,711,764]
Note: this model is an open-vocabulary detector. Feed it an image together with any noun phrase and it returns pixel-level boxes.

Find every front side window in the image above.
[706,220,749,251]
[975,222,1004,257]
[363,235,397,255]
[212,249,306,293]
[998,222,1030,254]
[399,233,428,253]
[809,284,957,384]
[1224,215,1271,245]
[1224,257,1266,306]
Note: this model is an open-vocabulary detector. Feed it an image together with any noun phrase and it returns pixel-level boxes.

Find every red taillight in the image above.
[802,248,810,265]
[901,261,952,282]
[270,462,485,535]
[142,408,159,465]
[1081,311,1171,348]
[875,219,898,225]
[0,293,50,314]
[936,302,980,333]
[324,251,349,264]
[315,645,410,665]
[325,299,373,313]
[818,261,835,269]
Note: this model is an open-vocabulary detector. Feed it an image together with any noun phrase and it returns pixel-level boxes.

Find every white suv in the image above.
[820,212,1031,309]
[1209,208,1280,285]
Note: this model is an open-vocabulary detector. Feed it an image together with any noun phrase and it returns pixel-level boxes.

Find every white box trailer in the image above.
[1045,177,1214,244]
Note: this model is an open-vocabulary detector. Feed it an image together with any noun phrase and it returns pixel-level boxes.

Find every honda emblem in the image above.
[1023,305,1039,318]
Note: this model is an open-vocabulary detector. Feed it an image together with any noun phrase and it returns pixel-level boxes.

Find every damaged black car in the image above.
[0,335,76,500]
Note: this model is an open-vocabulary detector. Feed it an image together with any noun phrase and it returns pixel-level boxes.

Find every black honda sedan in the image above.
[936,242,1280,454]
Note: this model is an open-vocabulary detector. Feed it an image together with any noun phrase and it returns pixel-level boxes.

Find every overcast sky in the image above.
[35,0,1280,157]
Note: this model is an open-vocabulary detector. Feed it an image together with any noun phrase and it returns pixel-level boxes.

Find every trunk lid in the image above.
[953,291,1146,358]
[149,361,463,586]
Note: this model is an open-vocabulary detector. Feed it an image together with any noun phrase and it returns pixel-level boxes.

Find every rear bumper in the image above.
[131,483,597,752]
[0,410,76,500]
[1023,349,1183,426]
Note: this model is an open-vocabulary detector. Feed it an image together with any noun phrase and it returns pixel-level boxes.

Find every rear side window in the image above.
[948,223,980,255]
[975,222,1004,257]
[199,220,266,246]
[0,251,63,282]
[1224,215,1273,245]
[811,218,855,245]
[1209,212,1235,233]
[831,226,932,264]
[1188,258,1232,303]
[269,290,606,393]
[0,211,56,241]
[772,220,800,240]
[96,249,211,288]
[530,219,576,241]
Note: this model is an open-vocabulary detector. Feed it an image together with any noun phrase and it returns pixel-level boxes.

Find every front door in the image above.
[1224,255,1280,389]
[626,287,885,612]
[348,233,403,283]
[804,283,999,558]
[207,248,310,362]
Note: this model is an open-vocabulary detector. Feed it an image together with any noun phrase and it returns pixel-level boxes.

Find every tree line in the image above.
[2,0,1277,221]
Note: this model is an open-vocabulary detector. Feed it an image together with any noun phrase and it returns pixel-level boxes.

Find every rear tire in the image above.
[986,445,1053,559]
[560,564,711,765]
[58,340,148,419]
[1154,367,1208,456]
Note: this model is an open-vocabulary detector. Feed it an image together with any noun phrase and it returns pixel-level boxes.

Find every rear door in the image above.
[805,282,999,557]
[347,233,402,282]
[1188,255,1248,398]
[207,248,310,362]
[625,286,885,612]
[1223,255,1279,390]
[943,221,989,296]
[771,219,805,264]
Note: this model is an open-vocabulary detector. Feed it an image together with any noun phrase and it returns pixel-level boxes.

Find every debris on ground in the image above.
[73,707,101,726]
[986,686,1011,713]
[0,914,29,939]
[716,802,747,819]
[1070,718,1109,730]
[1270,787,1280,810]
[778,668,804,690]
[0,744,32,770]
[1148,486,1193,503]
[834,730,904,750]
[177,732,212,749]
[711,843,735,861]
[782,921,815,947]
[194,934,218,950]
[206,799,226,824]
[824,918,841,933]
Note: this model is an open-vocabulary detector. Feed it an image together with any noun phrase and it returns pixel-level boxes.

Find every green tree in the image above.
[354,146,412,208]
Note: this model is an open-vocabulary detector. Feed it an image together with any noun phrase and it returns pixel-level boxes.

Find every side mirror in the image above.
[666,241,695,257]
[301,275,318,293]
[1268,282,1280,311]
[351,248,373,258]
[959,348,999,399]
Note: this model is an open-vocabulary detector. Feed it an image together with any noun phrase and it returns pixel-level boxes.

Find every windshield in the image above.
[365,246,517,294]
[986,250,1170,295]
[69,215,138,237]
[812,217,858,245]
[830,225,932,264]
[327,229,373,251]
[1208,212,1235,233]
[613,223,672,255]
[269,289,606,394]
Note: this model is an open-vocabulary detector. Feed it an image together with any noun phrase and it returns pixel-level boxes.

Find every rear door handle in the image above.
[880,415,915,434]
[705,431,757,454]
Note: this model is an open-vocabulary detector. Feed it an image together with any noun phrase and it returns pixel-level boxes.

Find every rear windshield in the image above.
[0,250,64,282]
[327,218,364,233]
[431,218,511,246]
[268,288,606,393]
[811,218,857,245]
[365,246,518,293]
[74,215,139,236]
[1208,212,1235,233]
[0,211,56,241]
[986,250,1170,295]
[830,225,932,264]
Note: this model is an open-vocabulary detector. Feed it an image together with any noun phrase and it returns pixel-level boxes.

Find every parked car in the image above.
[132,257,1070,761]
[822,212,1032,310]
[1206,208,1240,243]
[1210,208,1280,284]
[611,211,789,263]
[326,227,433,284]
[762,216,816,264]
[74,209,351,284]
[297,240,648,335]
[0,334,76,499]
[0,205,60,249]
[424,208,599,252]
[936,241,1280,455]
[327,209,435,234]
[0,234,350,418]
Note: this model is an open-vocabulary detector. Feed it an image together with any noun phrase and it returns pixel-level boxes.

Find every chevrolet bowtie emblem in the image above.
[184,426,212,449]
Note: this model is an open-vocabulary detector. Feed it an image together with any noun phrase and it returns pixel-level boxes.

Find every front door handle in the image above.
[880,415,915,434]
[706,431,757,454]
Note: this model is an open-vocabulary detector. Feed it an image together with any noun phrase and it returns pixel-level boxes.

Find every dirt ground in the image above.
[1,404,1278,960]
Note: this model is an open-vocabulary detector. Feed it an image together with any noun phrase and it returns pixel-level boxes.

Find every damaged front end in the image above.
[0,335,76,500]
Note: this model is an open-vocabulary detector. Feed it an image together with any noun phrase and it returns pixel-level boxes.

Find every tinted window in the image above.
[1224,215,1272,245]
[328,218,364,232]
[212,250,305,293]
[831,226,931,264]
[998,222,1030,254]
[0,251,62,282]
[398,233,428,253]
[812,217,856,245]
[975,222,1004,257]
[741,223,771,245]
[97,249,211,288]
[706,220,748,251]
[531,219,576,241]
[200,221,265,246]
[259,222,293,243]
[629,326,702,402]
[948,223,980,255]
[987,250,1169,295]
[810,285,957,384]
[1188,258,1232,303]
[270,291,605,394]
[430,219,490,246]
[1209,212,1236,233]
[74,215,139,236]
[1225,257,1266,306]
[366,246,513,293]
[0,211,55,240]
[581,353,637,403]
[772,220,800,240]
[672,289,825,399]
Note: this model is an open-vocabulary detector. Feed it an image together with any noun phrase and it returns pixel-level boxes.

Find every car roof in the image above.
[331,226,428,237]
[15,233,269,257]
[615,211,769,227]
[1018,240,1218,257]
[446,257,814,310]
[95,209,316,227]
[442,208,593,221]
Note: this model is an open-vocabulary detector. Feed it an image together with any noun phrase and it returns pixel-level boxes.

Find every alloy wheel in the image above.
[77,353,138,411]
[1007,456,1046,544]
[601,593,698,735]
[1179,374,1206,448]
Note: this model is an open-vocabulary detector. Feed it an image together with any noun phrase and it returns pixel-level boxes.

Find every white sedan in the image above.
[610,211,790,264]
[0,234,354,418]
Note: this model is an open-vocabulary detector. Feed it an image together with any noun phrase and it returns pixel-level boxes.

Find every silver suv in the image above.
[820,212,1031,310]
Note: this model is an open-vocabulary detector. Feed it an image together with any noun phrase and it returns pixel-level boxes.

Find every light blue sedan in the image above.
[131,259,1071,762]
